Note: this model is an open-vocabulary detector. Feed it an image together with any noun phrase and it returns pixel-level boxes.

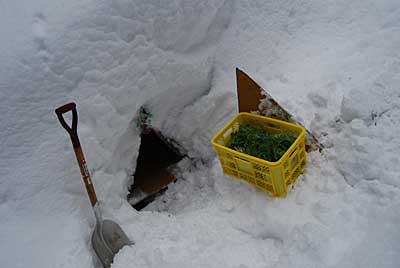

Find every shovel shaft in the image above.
[74,146,98,207]
[56,102,98,207]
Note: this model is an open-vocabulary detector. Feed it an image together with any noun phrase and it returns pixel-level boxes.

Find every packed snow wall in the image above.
[0,1,233,267]
[1,0,233,203]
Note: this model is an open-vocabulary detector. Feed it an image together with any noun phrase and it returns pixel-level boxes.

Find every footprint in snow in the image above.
[32,13,48,52]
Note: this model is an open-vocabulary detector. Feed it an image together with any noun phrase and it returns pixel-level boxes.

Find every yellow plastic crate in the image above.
[211,112,306,197]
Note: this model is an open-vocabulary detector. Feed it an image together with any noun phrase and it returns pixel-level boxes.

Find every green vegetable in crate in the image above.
[226,124,296,162]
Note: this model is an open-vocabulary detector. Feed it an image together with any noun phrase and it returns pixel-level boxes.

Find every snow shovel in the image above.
[55,102,132,268]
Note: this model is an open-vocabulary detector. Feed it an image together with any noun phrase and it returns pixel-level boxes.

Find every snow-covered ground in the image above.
[1,0,400,267]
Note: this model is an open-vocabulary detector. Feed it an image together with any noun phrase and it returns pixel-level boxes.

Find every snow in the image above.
[1,0,400,267]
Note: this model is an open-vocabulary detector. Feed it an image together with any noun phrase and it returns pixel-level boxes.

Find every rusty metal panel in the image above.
[236,68,264,113]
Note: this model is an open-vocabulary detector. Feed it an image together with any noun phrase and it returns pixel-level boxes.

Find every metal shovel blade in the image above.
[92,219,132,268]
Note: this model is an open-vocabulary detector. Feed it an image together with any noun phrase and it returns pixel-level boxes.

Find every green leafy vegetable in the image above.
[226,124,296,162]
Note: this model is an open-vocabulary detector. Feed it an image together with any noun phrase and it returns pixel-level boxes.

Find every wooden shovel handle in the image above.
[73,146,98,207]
[55,102,98,207]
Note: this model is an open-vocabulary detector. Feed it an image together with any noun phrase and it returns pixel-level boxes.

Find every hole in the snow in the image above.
[128,127,184,210]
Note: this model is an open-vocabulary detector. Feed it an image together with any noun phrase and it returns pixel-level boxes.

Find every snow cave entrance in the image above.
[128,107,184,210]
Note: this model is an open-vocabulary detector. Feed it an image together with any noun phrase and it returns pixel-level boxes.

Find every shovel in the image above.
[55,102,132,268]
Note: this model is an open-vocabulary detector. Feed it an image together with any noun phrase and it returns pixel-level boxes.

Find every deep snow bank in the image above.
[116,0,400,267]
[1,0,400,267]
[0,1,231,267]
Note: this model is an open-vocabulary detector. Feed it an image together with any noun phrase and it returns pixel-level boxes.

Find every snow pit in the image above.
[128,127,185,210]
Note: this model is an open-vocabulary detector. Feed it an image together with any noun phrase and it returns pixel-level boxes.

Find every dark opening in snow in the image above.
[128,128,184,210]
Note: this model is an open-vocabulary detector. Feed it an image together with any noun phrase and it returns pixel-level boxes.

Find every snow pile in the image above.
[1,0,400,267]
[0,1,230,267]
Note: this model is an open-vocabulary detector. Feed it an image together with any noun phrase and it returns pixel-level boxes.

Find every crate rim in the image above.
[211,112,306,166]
